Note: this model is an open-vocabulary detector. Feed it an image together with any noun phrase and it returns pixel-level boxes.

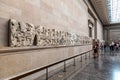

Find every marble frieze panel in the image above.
[9,19,92,47]
[9,19,36,47]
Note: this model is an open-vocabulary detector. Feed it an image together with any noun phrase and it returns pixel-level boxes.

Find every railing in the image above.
[9,49,93,80]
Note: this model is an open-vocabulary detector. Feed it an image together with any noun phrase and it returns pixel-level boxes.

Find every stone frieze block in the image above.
[9,19,92,47]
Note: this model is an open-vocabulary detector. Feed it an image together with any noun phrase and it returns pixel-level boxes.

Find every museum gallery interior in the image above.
[0,0,120,80]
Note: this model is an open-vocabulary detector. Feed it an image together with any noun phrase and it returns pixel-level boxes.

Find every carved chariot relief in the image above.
[9,19,92,47]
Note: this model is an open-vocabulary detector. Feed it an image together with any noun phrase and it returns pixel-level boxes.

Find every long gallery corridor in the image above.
[1,0,120,80]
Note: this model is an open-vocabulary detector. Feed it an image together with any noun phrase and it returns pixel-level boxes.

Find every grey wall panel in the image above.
[0,18,9,47]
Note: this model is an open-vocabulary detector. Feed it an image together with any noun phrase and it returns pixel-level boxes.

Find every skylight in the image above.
[107,0,120,23]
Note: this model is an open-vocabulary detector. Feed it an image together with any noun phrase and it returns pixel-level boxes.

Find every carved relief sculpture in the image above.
[9,19,35,47]
[9,19,92,47]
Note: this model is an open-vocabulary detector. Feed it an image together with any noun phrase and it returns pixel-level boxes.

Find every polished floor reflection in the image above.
[71,51,120,80]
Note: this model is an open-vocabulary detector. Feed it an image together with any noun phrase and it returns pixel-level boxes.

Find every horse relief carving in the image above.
[9,19,92,47]
[9,19,35,47]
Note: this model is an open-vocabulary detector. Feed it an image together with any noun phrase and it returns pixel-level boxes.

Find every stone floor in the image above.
[36,50,120,80]
[70,51,120,80]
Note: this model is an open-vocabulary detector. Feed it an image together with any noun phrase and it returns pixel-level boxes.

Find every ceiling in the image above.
[89,0,110,25]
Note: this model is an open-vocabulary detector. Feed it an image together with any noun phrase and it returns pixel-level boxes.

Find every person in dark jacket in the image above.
[93,42,99,58]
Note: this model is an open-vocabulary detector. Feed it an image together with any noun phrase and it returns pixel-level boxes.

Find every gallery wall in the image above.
[0,0,103,79]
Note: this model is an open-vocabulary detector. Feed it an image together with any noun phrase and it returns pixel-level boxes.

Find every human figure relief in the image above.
[36,26,48,46]
[9,19,35,47]
[9,19,92,47]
